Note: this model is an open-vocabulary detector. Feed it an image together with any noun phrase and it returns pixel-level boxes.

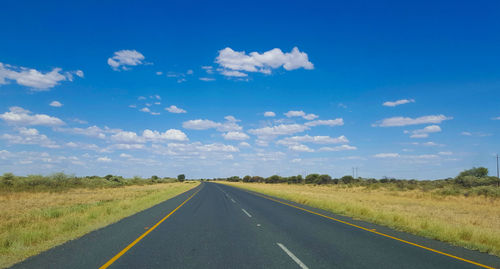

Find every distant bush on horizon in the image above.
[0,172,180,192]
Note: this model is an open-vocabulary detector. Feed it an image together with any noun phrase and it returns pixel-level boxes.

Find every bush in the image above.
[177,174,185,182]
[2,173,15,186]
[457,167,488,178]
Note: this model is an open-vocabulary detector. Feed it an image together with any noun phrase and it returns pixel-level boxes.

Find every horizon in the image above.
[1,1,499,179]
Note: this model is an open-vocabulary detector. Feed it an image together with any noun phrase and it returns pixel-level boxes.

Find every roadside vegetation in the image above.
[0,173,198,268]
[216,167,500,257]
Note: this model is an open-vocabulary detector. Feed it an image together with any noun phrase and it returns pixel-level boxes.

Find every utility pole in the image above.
[352,167,355,178]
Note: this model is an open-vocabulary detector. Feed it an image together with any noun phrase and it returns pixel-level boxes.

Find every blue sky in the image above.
[1,0,499,179]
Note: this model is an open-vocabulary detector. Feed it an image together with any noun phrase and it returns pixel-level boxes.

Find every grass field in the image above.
[219,182,500,257]
[0,182,199,268]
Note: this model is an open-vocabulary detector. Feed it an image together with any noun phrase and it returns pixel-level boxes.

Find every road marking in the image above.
[252,192,495,269]
[276,243,309,269]
[257,224,261,227]
[241,208,252,218]
[99,187,202,269]
[231,198,236,203]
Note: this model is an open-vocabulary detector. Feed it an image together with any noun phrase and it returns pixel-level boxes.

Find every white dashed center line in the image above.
[276,243,309,269]
[241,208,252,218]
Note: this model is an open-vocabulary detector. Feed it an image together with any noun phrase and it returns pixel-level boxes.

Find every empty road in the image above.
[12,182,500,268]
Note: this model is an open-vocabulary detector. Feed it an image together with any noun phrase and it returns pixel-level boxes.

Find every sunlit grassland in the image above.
[0,182,199,268]
[219,182,500,257]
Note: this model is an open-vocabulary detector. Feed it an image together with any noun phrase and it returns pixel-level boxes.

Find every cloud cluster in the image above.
[277,135,348,145]
[215,47,313,77]
[407,125,441,138]
[1,127,59,148]
[248,124,308,138]
[373,115,452,127]
[304,119,344,127]
[182,116,242,132]
[0,107,64,126]
[0,62,82,90]
[222,131,250,140]
[111,129,188,143]
[284,110,318,120]
[107,50,145,71]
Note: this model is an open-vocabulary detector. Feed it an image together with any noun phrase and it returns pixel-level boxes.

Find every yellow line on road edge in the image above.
[250,192,495,269]
[99,186,202,269]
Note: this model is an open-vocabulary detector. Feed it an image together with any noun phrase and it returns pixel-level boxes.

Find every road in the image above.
[12,182,500,269]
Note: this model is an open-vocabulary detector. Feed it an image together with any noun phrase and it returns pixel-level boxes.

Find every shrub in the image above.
[1,173,15,186]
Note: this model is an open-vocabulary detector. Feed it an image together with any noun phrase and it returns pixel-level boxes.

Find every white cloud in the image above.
[49,101,63,107]
[239,142,251,147]
[202,66,214,74]
[199,77,215,81]
[222,131,250,140]
[284,110,318,120]
[182,118,242,132]
[140,107,151,113]
[0,106,64,126]
[318,145,357,151]
[110,129,188,144]
[142,129,188,142]
[120,153,132,158]
[111,131,143,143]
[97,157,112,163]
[374,153,400,158]
[374,115,452,127]
[248,124,309,138]
[409,125,442,138]
[187,69,194,75]
[108,144,144,150]
[215,47,313,77]
[55,125,107,139]
[492,116,500,120]
[304,119,344,127]
[165,105,187,114]
[156,71,163,75]
[107,50,145,71]
[75,70,84,78]
[277,135,348,145]
[264,111,276,117]
[219,70,248,77]
[289,144,314,152]
[438,151,453,155]
[383,99,415,107]
[1,127,59,148]
[0,62,81,91]
[183,119,220,130]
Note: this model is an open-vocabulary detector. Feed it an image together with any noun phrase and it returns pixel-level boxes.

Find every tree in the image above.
[457,167,488,178]
[305,174,319,184]
[341,175,355,184]
[177,174,185,182]
[315,174,332,185]
[2,173,15,186]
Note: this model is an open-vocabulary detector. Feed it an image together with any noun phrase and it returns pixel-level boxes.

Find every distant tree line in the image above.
[213,167,500,194]
[0,173,187,192]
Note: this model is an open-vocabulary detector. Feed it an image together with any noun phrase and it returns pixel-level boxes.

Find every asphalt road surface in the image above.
[12,182,500,269]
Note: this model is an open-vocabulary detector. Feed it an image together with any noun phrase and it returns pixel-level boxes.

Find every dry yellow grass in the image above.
[220,182,500,257]
[0,182,199,268]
